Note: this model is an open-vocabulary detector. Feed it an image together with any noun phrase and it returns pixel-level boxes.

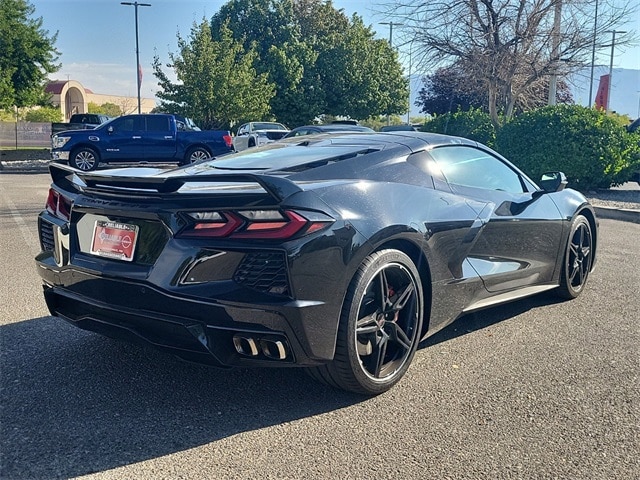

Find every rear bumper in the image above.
[36,256,336,367]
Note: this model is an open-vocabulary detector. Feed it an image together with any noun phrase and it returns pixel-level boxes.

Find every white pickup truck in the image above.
[233,122,289,151]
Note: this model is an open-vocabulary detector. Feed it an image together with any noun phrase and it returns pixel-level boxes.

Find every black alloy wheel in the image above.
[557,214,593,299]
[310,249,424,395]
[70,147,99,171]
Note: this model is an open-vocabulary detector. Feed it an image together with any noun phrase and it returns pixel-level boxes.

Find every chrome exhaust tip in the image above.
[233,335,259,356]
[260,339,287,360]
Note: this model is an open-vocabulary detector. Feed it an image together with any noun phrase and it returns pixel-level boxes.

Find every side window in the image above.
[429,146,524,193]
[146,116,171,132]
[237,125,248,136]
[111,116,144,132]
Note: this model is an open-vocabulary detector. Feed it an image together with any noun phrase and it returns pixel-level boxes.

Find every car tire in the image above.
[556,214,593,299]
[248,138,256,148]
[184,146,210,165]
[69,147,99,171]
[309,249,424,395]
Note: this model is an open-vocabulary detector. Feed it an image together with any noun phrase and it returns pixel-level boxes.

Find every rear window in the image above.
[146,116,171,132]
[202,143,379,171]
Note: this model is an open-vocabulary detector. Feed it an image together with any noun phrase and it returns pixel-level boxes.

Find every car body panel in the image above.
[36,131,598,371]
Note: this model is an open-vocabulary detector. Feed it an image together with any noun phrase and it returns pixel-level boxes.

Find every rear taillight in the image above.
[223,134,233,148]
[45,188,71,221]
[179,209,333,240]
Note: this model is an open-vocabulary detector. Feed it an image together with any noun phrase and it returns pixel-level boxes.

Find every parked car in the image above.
[51,113,113,135]
[36,131,598,395]
[233,122,289,151]
[283,124,374,138]
[51,114,233,171]
[380,124,418,132]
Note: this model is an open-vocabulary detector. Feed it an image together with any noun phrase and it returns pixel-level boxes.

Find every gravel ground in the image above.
[585,187,640,210]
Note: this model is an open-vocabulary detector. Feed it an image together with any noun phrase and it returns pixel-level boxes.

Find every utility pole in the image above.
[548,0,562,105]
[379,21,404,47]
[588,0,599,107]
[121,2,151,114]
[604,30,626,112]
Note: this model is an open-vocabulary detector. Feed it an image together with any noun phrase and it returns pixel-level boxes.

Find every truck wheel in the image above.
[70,147,99,171]
[184,146,210,164]
[248,138,256,148]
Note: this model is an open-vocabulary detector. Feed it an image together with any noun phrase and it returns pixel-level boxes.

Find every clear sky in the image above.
[31,0,640,115]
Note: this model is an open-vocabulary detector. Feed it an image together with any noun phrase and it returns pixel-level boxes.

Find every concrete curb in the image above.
[593,206,640,224]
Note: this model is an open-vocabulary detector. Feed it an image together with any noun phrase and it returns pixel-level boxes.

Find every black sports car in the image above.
[36,132,598,395]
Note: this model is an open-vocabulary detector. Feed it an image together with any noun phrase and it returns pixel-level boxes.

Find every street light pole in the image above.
[604,29,626,112]
[379,22,404,125]
[121,1,151,114]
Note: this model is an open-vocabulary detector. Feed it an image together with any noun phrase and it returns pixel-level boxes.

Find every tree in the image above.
[210,0,409,124]
[88,102,122,117]
[211,0,322,126]
[416,63,573,116]
[416,65,485,116]
[0,0,59,109]
[379,0,636,127]
[153,19,274,129]
[319,16,408,119]
[24,106,61,122]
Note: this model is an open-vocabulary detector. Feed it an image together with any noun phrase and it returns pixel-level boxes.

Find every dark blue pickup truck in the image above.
[51,114,233,171]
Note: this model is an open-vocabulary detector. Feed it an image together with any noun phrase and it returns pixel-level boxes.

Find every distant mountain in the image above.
[407,68,640,120]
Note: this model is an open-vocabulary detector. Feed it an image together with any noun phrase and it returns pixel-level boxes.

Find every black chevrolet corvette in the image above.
[36,132,597,394]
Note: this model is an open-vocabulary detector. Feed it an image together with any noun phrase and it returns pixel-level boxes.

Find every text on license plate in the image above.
[90,220,139,261]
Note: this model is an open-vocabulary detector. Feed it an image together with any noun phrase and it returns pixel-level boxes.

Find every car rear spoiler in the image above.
[49,163,303,203]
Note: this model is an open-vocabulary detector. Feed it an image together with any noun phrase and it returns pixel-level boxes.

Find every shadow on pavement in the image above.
[0,317,364,479]
[1,291,564,479]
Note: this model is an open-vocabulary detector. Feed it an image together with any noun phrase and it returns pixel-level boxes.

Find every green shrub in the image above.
[88,102,122,117]
[420,108,496,147]
[24,106,62,122]
[495,105,640,190]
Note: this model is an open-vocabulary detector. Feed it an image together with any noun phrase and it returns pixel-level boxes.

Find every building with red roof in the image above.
[45,80,155,120]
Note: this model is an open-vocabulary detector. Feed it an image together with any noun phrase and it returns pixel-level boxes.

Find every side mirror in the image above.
[107,126,114,134]
[539,172,567,192]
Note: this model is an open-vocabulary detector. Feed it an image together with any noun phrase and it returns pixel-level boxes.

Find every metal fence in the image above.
[0,122,51,148]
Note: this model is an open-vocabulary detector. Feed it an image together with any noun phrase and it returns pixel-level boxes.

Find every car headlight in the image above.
[52,136,71,149]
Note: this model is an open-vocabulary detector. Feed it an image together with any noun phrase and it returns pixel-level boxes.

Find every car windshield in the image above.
[253,122,287,131]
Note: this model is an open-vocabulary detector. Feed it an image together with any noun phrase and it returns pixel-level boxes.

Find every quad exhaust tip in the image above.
[233,336,259,356]
[233,335,289,361]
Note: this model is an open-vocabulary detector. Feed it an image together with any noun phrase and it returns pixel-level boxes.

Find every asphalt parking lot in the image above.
[1,173,638,480]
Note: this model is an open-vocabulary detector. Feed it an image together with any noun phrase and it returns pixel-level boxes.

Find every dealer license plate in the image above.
[90,220,139,262]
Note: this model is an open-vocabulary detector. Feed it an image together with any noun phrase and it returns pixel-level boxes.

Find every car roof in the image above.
[195,131,476,173]
[286,131,474,147]
[293,125,373,132]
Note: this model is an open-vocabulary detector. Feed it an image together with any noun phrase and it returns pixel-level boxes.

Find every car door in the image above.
[234,124,249,151]
[103,116,146,161]
[143,115,176,160]
[428,145,564,292]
